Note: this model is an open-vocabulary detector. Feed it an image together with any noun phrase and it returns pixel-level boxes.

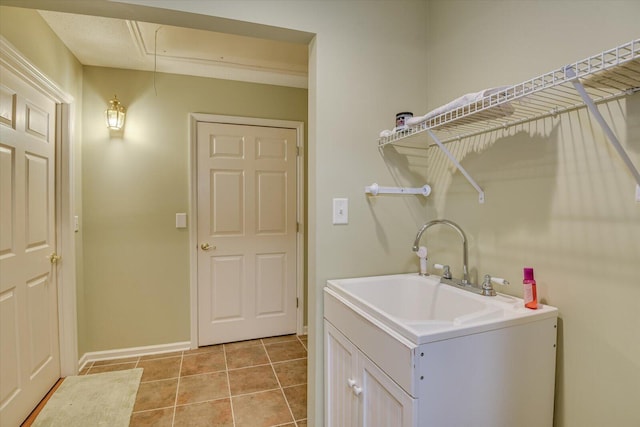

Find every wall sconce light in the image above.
[105,95,126,130]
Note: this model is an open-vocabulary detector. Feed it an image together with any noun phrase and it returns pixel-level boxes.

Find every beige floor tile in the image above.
[177,371,229,405]
[181,351,226,376]
[86,362,137,375]
[174,399,234,427]
[129,407,174,427]
[39,334,308,426]
[183,344,224,356]
[133,378,178,412]
[273,359,307,387]
[265,340,307,363]
[139,351,184,361]
[283,384,307,421]
[261,334,297,345]
[297,335,308,351]
[232,389,294,427]
[223,339,262,351]
[228,365,279,396]
[225,344,269,369]
[92,356,138,366]
[138,357,181,382]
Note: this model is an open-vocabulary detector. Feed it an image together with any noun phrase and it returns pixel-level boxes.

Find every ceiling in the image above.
[38,10,309,88]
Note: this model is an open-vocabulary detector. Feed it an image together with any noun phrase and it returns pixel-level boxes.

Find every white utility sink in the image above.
[326,273,557,344]
[324,273,559,426]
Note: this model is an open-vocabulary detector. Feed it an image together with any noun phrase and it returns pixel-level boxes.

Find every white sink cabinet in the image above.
[324,276,558,427]
[325,321,415,427]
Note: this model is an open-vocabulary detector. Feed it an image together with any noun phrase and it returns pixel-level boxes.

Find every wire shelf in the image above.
[379,39,640,146]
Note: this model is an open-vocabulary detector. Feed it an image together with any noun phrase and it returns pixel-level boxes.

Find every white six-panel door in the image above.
[197,122,298,345]
[0,65,60,426]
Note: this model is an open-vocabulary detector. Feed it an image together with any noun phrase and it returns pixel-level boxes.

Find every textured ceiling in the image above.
[39,10,308,88]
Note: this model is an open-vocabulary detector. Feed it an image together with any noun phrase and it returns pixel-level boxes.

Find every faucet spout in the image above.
[412,219,470,284]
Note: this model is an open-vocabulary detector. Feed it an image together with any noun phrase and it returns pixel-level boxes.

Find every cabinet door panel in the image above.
[360,353,416,427]
[325,321,358,427]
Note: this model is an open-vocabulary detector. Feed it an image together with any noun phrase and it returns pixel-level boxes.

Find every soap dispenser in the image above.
[523,267,538,309]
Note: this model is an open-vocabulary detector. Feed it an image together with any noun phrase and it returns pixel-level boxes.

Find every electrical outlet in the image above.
[332,198,348,224]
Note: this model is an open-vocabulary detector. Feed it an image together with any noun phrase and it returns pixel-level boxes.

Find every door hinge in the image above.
[296,297,299,308]
[296,222,300,233]
[296,146,301,156]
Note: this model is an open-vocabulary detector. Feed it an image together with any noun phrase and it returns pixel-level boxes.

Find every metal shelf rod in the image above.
[426,130,485,204]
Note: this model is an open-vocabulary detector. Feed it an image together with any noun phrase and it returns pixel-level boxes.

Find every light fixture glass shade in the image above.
[105,95,126,130]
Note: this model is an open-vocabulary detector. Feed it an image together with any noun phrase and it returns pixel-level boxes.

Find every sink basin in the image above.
[325,273,557,344]
[329,274,496,322]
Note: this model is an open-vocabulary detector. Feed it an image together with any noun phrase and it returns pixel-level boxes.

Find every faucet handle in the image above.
[491,276,509,286]
[433,263,452,280]
[481,274,510,296]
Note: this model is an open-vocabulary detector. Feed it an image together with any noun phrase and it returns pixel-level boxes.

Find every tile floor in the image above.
[79,334,308,427]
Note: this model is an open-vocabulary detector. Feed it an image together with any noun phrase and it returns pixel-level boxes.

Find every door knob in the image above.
[48,252,61,264]
[200,243,216,251]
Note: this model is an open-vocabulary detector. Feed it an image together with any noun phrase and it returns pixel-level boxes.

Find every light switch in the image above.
[332,198,348,224]
[176,213,187,228]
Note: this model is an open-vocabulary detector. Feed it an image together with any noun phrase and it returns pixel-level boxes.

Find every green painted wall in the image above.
[425,2,640,426]
[5,1,639,425]
[81,66,307,351]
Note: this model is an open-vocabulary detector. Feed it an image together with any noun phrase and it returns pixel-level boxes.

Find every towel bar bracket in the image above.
[365,183,432,197]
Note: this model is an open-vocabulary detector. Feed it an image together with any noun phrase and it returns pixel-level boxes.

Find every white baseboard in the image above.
[78,341,191,372]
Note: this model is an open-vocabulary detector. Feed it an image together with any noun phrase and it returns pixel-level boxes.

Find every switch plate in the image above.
[176,213,187,228]
[332,198,348,224]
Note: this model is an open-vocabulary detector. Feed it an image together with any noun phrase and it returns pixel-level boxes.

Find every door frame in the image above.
[189,113,305,348]
[0,36,78,376]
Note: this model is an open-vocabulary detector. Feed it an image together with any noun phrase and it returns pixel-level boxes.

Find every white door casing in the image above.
[194,117,303,346]
[0,64,60,427]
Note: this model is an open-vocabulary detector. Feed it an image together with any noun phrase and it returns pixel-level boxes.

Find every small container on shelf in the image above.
[394,112,413,132]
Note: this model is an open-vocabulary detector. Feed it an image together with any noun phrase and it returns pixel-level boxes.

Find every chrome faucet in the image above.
[412,219,470,285]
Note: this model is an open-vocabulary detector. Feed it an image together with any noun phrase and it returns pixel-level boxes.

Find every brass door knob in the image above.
[200,243,216,251]
[48,252,61,264]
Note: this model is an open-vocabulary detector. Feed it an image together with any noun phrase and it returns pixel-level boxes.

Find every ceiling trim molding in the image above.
[122,21,307,88]
[126,20,147,58]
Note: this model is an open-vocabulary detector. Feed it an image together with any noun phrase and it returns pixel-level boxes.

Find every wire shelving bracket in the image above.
[378,39,640,202]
